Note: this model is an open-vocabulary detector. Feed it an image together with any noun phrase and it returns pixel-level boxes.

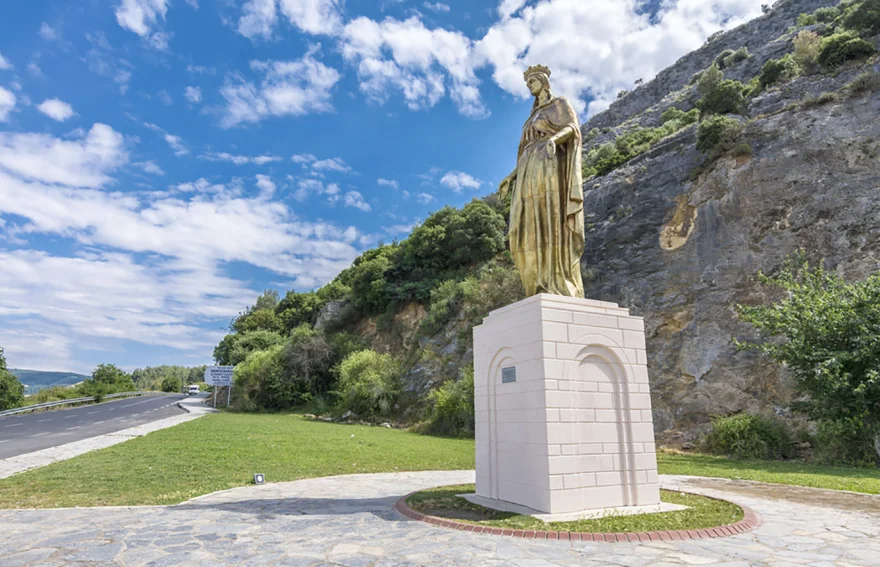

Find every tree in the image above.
[214,334,237,366]
[736,254,880,460]
[280,325,333,396]
[161,375,183,393]
[0,347,25,410]
[91,363,134,388]
[228,330,285,366]
[276,291,325,334]
[336,350,401,421]
[231,308,282,334]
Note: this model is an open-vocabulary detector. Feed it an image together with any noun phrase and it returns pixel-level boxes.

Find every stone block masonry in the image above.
[474,294,660,515]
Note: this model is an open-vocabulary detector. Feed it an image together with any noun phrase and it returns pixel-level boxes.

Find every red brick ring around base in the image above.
[394,491,760,542]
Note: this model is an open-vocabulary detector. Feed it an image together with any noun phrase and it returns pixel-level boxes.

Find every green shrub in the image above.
[0,368,24,411]
[660,107,700,126]
[716,47,751,69]
[696,115,743,154]
[797,13,818,26]
[232,345,307,410]
[847,71,880,95]
[758,54,801,89]
[801,91,839,108]
[814,6,841,23]
[812,418,879,467]
[736,254,880,463]
[228,330,285,366]
[703,413,794,460]
[425,367,475,438]
[696,65,747,115]
[840,0,880,37]
[793,30,824,73]
[160,375,183,393]
[818,32,877,70]
[335,350,401,421]
[732,142,753,157]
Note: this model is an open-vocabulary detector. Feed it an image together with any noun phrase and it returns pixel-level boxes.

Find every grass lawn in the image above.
[407,484,743,533]
[0,413,473,508]
[0,412,877,508]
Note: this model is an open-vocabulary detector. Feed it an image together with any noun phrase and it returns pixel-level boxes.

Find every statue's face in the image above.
[527,76,544,96]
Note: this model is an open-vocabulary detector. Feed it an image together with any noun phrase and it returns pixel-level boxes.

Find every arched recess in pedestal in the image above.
[484,347,515,502]
[572,340,638,507]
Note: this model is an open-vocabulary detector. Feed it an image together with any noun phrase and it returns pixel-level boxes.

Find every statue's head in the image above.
[524,64,551,97]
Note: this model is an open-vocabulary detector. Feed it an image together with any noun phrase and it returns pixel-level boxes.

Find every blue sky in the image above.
[0,0,766,373]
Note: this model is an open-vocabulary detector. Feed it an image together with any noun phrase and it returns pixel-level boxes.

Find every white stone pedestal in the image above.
[473,294,660,515]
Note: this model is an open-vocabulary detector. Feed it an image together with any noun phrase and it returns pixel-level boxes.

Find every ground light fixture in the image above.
[254,473,265,485]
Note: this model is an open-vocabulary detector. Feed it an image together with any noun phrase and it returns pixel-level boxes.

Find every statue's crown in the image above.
[524,64,551,81]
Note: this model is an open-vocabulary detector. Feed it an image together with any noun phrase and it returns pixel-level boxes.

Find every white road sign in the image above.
[204,366,234,386]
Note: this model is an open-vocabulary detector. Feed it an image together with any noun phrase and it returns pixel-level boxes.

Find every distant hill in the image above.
[10,369,90,394]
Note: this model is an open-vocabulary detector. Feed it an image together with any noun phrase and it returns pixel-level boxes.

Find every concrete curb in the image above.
[394,490,761,541]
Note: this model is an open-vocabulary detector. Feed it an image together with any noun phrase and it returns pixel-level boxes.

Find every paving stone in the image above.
[0,472,878,566]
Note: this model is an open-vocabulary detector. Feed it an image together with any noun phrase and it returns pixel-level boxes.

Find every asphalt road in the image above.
[0,394,187,460]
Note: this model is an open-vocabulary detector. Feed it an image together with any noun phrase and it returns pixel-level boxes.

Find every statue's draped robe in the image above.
[509,96,585,297]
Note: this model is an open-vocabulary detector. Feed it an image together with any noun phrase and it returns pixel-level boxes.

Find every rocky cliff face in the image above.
[579,0,880,441]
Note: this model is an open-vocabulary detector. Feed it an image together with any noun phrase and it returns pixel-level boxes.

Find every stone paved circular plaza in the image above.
[1,471,878,566]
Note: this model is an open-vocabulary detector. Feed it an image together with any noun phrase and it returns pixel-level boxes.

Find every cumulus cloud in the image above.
[0,124,127,188]
[134,160,164,175]
[219,52,341,127]
[144,122,189,156]
[0,53,13,71]
[37,99,75,122]
[417,192,435,204]
[115,0,172,50]
[200,152,282,165]
[440,170,482,192]
[0,87,16,122]
[341,16,487,118]
[238,0,344,40]
[377,178,398,189]
[423,2,450,12]
[344,190,371,212]
[313,157,352,173]
[39,23,58,41]
[184,85,202,103]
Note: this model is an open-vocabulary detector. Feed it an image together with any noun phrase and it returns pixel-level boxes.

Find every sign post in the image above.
[204,366,234,408]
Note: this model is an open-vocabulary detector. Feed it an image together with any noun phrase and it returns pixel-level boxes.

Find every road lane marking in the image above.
[88,411,99,415]
[94,421,105,425]
[64,415,76,419]
[0,440,8,444]
[33,432,50,437]
[37,419,50,422]
[65,426,81,431]
[121,398,162,409]
[3,423,22,428]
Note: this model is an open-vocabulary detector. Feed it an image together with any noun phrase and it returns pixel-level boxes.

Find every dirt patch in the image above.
[685,477,880,515]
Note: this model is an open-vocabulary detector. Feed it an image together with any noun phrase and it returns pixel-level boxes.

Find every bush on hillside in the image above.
[77,364,135,399]
[228,330,285,366]
[335,350,401,421]
[702,413,794,460]
[814,6,842,23]
[812,418,879,467]
[161,375,183,393]
[716,46,751,69]
[425,367,475,438]
[233,345,306,410]
[793,30,824,73]
[696,65,747,116]
[696,115,744,154]
[758,54,801,89]
[847,70,880,94]
[840,0,880,37]
[818,32,877,70]
[279,324,333,396]
[660,107,700,126]
[736,253,880,462]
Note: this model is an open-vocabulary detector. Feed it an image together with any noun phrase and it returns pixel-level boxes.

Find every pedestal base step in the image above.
[460,493,686,523]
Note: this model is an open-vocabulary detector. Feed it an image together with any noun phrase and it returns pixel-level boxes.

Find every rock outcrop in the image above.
[579,0,880,441]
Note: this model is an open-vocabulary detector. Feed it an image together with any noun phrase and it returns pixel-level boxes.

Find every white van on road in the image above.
[187,384,200,396]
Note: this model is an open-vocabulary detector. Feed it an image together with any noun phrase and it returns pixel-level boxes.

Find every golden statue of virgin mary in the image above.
[498,65,585,298]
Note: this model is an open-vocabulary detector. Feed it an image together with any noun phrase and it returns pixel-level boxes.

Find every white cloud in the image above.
[164,134,188,156]
[115,0,168,36]
[255,174,276,197]
[344,190,371,212]
[378,178,398,189]
[475,0,765,115]
[134,160,164,175]
[0,124,127,188]
[219,52,341,127]
[440,170,482,192]
[184,85,202,103]
[238,0,343,39]
[291,153,317,164]
[27,62,43,77]
[0,87,16,122]
[37,99,75,122]
[341,16,487,118]
[200,152,282,165]
[39,23,58,41]
[423,2,450,13]
[0,53,12,71]
[313,157,352,173]
[84,32,134,94]
[157,89,173,105]
[417,192,435,204]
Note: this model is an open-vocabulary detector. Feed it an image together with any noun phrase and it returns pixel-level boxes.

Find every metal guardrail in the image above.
[0,391,167,418]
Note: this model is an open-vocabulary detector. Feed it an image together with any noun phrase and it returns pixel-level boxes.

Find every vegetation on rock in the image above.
[0,347,25,411]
